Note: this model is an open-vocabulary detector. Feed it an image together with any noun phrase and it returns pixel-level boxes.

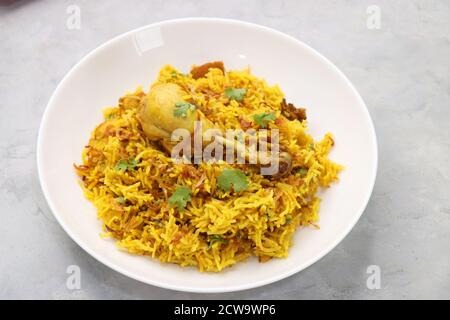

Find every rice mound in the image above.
[75,65,342,272]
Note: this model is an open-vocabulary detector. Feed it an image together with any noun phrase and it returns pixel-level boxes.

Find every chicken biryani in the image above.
[75,62,342,272]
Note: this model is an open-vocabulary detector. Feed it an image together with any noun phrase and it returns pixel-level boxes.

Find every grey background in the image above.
[0,0,449,299]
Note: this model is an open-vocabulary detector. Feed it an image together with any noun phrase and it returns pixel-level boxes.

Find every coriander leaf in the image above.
[115,159,129,171]
[151,218,163,226]
[171,70,186,78]
[115,158,139,171]
[128,158,138,170]
[208,235,228,248]
[285,215,293,225]
[173,101,196,118]
[224,88,247,102]
[297,168,308,176]
[116,196,126,204]
[168,186,192,211]
[253,113,276,128]
[217,169,249,193]
[309,143,315,150]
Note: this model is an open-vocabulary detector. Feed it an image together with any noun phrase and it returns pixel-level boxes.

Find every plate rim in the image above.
[37,17,378,293]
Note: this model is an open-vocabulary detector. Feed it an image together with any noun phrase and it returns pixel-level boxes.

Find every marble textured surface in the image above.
[0,0,449,299]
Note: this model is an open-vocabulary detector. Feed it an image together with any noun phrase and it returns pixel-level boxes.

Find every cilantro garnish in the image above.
[128,158,138,170]
[224,88,247,102]
[168,186,192,211]
[115,158,139,171]
[208,235,228,248]
[115,159,129,171]
[297,168,308,176]
[151,218,163,226]
[171,70,186,78]
[116,196,126,204]
[217,169,249,193]
[253,113,276,128]
[285,215,293,225]
[173,101,196,118]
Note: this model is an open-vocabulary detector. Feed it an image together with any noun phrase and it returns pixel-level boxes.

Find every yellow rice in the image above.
[75,65,342,272]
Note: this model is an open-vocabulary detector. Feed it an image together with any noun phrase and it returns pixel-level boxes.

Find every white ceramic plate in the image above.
[37,18,377,293]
